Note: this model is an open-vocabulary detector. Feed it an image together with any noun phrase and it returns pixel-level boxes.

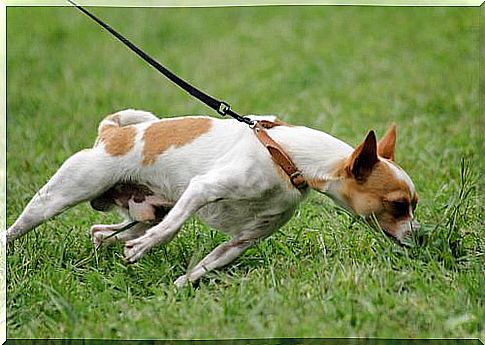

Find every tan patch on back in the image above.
[142,118,212,165]
[98,124,137,156]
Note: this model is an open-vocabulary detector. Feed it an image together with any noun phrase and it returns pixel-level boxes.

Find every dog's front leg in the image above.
[174,234,259,288]
[124,174,227,263]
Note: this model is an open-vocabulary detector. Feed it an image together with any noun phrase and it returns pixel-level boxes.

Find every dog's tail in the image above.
[97,109,159,133]
[95,109,159,146]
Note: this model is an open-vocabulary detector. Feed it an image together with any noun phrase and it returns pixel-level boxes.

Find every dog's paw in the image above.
[124,233,157,263]
[174,275,189,288]
[90,227,117,248]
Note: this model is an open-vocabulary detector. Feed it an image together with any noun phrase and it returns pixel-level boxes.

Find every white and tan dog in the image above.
[6,109,419,287]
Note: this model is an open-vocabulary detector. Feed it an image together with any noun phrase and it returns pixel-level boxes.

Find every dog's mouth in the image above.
[381,221,420,247]
[363,213,420,247]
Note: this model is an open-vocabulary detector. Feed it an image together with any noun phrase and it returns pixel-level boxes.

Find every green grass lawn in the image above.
[6,5,483,339]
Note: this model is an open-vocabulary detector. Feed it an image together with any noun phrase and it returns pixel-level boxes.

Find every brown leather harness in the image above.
[252,120,307,191]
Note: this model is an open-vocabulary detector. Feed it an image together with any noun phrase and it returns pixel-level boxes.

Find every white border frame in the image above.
[1,1,482,344]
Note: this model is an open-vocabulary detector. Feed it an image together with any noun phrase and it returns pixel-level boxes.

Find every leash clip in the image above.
[218,102,231,116]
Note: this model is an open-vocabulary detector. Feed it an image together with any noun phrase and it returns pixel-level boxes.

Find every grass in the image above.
[6,5,483,340]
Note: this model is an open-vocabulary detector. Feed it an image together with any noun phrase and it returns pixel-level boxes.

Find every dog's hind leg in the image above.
[173,233,261,288]
[90,219,132,247]
[6,149,115,243]
[91,221,151,248]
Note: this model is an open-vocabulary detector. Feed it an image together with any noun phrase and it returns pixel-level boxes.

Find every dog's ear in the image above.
[377,123,396,161]
[347,130,379,181]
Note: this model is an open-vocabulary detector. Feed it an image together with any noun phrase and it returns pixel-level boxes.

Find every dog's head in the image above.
[335,125,419,242]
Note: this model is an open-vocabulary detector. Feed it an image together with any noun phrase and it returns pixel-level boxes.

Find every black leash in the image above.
[66,0,254,127]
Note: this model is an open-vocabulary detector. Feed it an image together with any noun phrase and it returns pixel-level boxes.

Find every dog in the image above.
[6,109,419,287]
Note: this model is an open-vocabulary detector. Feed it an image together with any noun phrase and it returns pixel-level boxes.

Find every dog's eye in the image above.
[391,200,409,218]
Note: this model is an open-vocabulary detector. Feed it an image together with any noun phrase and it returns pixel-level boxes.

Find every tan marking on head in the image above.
[98,124,136,156]
[142,118,212,165]
[338,159,417,239]
[341,161,411,214]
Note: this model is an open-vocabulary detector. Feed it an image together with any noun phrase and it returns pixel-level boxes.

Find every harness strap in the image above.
[252,121,307,190]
